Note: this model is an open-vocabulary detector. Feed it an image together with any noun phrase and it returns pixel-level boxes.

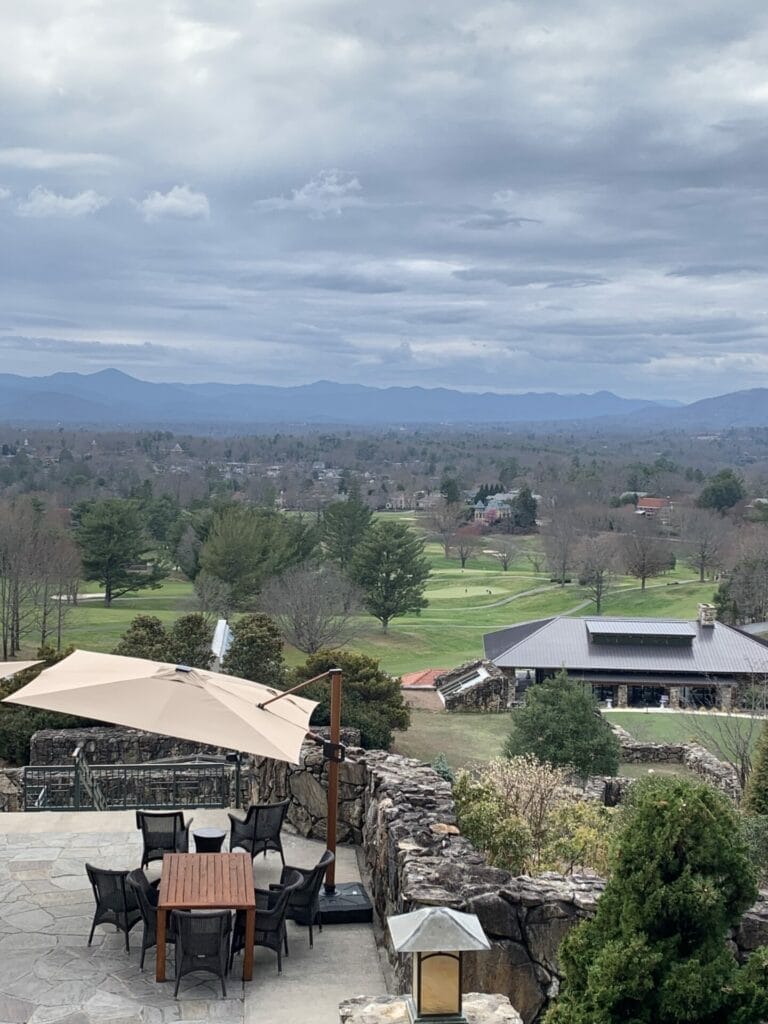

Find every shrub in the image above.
[292,649,409,749]
[431,752,455,783]
[741,815,768,883]
[504,669,620,778]
[546,776,768,1024]
[453,756,616,875]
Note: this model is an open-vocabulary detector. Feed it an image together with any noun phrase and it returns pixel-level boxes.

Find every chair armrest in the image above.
[279,864,312,885]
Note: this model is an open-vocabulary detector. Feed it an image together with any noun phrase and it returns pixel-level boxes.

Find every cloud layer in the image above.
[2,1,768,400]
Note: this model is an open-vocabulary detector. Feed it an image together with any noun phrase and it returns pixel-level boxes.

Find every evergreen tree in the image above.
[199,505,316,606]
[352,520,430,631]
[166,613,213,669]
[743,722,768,816]
[697,468,745,514]
[221,612,284,687]
[77,499,167,606]
[113,613,213,668]
[321,483,372,571]
[293,648,409,749]
[113,615,169,660]
[510,486,538,530]
[504,669,620,777]
[546,776,768,1024]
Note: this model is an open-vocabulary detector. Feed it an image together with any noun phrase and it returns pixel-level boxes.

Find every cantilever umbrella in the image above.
[0,661,41,678]
[2,649,317,764]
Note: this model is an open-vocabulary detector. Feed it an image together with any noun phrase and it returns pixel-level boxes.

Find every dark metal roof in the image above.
[485,616,768,676]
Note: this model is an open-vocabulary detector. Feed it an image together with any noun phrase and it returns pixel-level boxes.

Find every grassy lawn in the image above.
[393,708,756,772]
[392,709,514,767]
[605,710,759,761]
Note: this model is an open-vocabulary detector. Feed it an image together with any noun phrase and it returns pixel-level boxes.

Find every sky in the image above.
[2,2,768,402]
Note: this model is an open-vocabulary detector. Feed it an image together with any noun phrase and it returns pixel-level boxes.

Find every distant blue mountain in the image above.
[0,369,683,427]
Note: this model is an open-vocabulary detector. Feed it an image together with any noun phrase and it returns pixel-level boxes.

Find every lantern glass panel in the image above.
[418,952,460,1016]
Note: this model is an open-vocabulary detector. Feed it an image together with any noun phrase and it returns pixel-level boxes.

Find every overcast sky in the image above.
[1,2,768,401]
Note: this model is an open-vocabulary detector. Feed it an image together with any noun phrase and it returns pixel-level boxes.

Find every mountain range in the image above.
[0,368,761,429]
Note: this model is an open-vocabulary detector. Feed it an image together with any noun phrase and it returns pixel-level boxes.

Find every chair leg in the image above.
[220,974,227,998]
[277,946,282,975]
[139,942,146,971]
[308,920,313,949]
[123,916,130,953]
[88,917,96,946]
[284,927,289,956]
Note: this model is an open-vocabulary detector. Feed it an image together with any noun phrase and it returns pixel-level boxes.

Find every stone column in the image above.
[617,685,628,708]
[668,687,681,709]
[720,687,732,711]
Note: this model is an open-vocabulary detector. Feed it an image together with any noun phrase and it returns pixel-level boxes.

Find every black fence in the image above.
[23,759,236,811]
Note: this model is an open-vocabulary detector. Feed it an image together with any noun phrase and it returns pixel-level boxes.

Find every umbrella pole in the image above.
[325,668,342,894]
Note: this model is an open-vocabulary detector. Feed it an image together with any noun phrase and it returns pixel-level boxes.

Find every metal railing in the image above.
[23,759,234,811]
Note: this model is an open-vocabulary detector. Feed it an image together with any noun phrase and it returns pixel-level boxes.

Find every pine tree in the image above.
[743,722,768,816]
[321,483,373,571]
[352,520,430,631]
[546,776,768,1024]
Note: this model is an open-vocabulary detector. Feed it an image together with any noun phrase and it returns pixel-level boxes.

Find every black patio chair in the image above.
[171,909,231,998]
[229,869,302,975]
[227,799,289,866]
[85,863,142,952]
[136,810,193,868]
[270,849,335,948]
[126,868,173,971]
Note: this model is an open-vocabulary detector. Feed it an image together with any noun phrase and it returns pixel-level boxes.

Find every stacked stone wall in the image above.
[612,723,740,799]
[10,724,767,1023]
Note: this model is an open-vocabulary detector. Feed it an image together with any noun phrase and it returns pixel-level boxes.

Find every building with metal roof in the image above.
[483,605,768,708]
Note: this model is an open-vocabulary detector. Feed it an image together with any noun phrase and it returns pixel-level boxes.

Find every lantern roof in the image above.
[388,906,491,953]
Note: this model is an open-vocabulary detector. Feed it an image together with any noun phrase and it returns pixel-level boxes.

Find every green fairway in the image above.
[47,526,720,679]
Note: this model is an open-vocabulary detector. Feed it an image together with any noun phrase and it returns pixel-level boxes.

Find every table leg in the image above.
[156,908,167,982]
[243,908,255,981]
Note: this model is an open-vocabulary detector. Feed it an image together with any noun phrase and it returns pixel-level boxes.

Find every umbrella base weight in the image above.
[318,882,373,924]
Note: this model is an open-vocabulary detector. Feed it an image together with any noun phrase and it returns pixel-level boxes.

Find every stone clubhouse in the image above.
[484,604,768,709]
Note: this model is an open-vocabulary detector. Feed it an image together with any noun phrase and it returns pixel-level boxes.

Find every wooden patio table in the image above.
[156,852,256,982]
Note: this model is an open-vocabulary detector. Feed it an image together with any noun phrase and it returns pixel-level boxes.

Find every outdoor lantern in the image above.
[388,906,491,1024]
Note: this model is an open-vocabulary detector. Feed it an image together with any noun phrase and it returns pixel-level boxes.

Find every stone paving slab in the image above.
[0,809,387,1024]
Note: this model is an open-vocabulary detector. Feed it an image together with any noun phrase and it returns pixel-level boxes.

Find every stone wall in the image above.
[249,727,366,843]
[0,768,22,811]
[340,993,522,1024]
[29,727,223,765]
[262,742,767,1024]
[437,660,510,712]
[612,723,740,799]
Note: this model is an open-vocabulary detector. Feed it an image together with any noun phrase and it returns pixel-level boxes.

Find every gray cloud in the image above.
[2,2,768,400]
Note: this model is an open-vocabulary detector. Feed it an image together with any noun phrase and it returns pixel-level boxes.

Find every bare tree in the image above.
[454,533,478,569]
[682,678,768,794]
[524,547,545,574]
[0,501,41,658]
[488,538,519,571]
[194,570,235,620]
[681,508,730,583]
[576,534,618,615]
[261,563,361,653]
[620,514,673,590]
[428,500,466,558]
[542,509,580,585]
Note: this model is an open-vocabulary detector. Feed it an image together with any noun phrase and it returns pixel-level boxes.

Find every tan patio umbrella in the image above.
[0,661,41,678]
[2,649,317,764]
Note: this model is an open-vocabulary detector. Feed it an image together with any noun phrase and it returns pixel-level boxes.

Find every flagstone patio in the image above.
[0,809,388,1024]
